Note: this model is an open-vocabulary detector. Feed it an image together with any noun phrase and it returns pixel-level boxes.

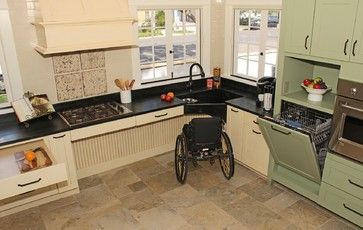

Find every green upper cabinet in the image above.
[351,1,363,63]
[311,0,358,61]
[284,0,316,55]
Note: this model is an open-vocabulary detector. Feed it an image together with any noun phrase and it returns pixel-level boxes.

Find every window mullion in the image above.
[165,10,173,79]
[259,10,268,79]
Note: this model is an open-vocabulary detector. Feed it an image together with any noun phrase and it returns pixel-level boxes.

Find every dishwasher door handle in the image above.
[271,125,291,135]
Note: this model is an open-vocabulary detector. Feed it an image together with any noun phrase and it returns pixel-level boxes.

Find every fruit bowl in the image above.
[301,84,331,102]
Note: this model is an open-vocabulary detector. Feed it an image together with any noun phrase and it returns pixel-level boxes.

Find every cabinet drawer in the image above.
[323,154,363,200]
[0,139,68,200]
[319,183,363,227]
[135,106,183,126]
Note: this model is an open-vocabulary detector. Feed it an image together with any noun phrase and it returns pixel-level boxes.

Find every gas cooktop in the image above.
[58,101,132,127]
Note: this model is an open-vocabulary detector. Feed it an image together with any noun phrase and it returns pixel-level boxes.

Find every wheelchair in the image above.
[174,117,234,184]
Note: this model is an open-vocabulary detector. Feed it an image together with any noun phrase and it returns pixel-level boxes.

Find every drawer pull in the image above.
[271,126,291,135]
[231,108,239,113]
[53,134,66,139]
[253,120,259,125]
[252,130,262,135]
[18,178,42,187]
[155,113,168,118]
[348,179,363,189]
[343,204,363,217]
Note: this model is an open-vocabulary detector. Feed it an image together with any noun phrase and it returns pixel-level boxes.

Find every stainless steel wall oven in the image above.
[329,79,363,163]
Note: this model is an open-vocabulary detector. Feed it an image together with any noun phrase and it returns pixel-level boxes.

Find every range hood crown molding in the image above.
[31,0,138,55]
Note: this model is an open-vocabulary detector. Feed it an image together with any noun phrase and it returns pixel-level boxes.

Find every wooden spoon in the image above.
[114,79,123,90]
[129,79,135,89]
[120,80,126,91]
[125,80,130,90]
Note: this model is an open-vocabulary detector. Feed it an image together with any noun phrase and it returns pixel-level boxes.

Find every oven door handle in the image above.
[341,104,363,113]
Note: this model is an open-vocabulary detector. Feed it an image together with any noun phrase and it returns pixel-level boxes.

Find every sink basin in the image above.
[176,89,243,121]
[177,89,242,103]
[182,98,198,103]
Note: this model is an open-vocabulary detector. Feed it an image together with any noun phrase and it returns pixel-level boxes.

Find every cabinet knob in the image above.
[351,87,358,96]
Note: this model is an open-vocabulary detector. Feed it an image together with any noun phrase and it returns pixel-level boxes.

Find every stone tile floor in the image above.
[0,151,360,230]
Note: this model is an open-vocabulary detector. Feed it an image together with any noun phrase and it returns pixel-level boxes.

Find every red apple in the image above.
[313,83,321,89]
[165,95,173,102]
[303,79,312,86]
[160,94,166,100]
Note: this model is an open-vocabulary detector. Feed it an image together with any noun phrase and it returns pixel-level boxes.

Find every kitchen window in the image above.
[232,9,280,81]
[137,9,201,83]
[0,5,23,112]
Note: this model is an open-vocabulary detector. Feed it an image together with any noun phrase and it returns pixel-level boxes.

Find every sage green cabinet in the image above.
[284,0,315,55]
[351,2,363,63]
[257,118,321,183]
[319,153,363,227]
[311,0,358,61]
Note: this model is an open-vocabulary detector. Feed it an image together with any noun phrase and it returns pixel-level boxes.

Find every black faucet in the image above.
[187,63,205,92]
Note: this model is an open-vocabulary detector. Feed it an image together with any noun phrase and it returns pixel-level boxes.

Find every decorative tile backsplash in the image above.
[55,73,83,101]
[53,50,107,101]
[82,69,107,97]
[53,53,81,74]
[81,51,105,70]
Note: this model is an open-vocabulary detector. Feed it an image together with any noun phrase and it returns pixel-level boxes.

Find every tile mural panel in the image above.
[53,50,107,101]
[55,73,83,101]
[82,69,107,97]
[80,51,105,70]
[52,53,81,74]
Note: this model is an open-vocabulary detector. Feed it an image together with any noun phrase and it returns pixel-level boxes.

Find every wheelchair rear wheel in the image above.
[219,132,234,180]
[175,134,188,184]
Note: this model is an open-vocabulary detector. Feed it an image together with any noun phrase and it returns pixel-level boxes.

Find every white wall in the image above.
[6,0,134,103]
[3,0,281,104]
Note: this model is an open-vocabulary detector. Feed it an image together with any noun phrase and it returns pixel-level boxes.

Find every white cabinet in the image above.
[226,106,270,176]
[226,106,244,162]
[46,132,78,193]
[242,112,270,176]
[135,106,184,126]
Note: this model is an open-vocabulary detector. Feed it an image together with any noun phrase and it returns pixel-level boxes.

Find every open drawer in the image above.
[0,139,68,200]
[257,117,322,183]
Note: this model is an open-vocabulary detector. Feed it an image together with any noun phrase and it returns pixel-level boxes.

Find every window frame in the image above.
[223,0,281,86]
[129,0,211,89]
[137,9,201,83]
[0,3,24,113]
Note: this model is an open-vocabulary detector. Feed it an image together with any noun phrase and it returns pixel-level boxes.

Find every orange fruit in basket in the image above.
[25,151,36,161]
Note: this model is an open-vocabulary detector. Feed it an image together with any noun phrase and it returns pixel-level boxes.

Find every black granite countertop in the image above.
[0,78,271,147]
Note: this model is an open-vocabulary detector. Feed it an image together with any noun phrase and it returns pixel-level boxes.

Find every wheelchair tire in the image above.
[219,131,234,180]
[175,134,188,184]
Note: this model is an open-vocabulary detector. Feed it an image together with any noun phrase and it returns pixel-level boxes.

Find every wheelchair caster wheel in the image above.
[210,158,215,165]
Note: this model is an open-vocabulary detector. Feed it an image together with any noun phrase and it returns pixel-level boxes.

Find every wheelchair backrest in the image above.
[185,117,222,145]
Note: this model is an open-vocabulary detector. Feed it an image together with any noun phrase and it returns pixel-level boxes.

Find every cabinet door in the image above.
[311,0,358,61]
[226,106,244,162]
[284,0,315,54]
[257,117,321,183]
[242,113,270,176]
[350,1,363,63]
[47,132,78,193]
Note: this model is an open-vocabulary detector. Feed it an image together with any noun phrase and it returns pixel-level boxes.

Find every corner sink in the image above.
[182,98,198,103]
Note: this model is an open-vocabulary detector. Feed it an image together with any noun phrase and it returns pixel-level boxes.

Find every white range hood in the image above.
[31,0,137,54]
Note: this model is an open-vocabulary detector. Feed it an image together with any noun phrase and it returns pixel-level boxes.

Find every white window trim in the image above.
[223,0,281,86]
[129,0,211,89]
[0,1,24,114]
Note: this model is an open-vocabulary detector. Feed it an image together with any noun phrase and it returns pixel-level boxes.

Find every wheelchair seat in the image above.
[183,117,222,152]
